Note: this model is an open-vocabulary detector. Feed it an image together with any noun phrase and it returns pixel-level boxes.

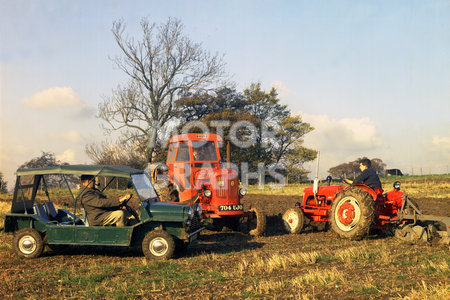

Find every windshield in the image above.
[131,173,158,201]
[192,141,218,161]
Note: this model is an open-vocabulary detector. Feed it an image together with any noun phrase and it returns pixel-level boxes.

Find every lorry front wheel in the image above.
[13,228,44,259]
[248,206,266,236]
[142,229,175,260]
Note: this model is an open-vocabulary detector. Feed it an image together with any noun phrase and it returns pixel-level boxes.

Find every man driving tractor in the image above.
[343,158,383,194]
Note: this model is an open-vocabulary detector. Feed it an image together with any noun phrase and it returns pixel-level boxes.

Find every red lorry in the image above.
[165,133,266,236]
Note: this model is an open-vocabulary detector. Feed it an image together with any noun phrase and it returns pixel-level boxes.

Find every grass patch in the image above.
[419,259,449,276]
[316,254,336,262]
[350,284,379,296]
[291,267,345,286]
[399,281,450,300]
[236,250,324,276]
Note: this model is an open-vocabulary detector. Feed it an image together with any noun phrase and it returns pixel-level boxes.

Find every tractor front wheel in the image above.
[282,207,305,234]
[330,187,375,240]
[13,228,44,259]
[142,229,175,260]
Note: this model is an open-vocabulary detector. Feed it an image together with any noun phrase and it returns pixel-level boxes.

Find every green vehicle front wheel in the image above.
[142,229,175,260]
[13,228,44,259]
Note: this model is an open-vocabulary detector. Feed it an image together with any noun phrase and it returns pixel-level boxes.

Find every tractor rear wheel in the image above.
[330,187,375,240]
[282,207,305,234]
[248,206,266,236]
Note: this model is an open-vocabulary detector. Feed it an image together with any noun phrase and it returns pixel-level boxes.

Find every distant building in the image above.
[386,169,403,176]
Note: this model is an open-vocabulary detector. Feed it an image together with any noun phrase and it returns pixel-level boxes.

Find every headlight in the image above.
[239,188,247,196]
[194,204,202,218]
[203,189,212,198]
[187,207,194,220]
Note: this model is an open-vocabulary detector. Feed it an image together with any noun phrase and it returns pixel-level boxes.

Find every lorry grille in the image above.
[217,175,239,198]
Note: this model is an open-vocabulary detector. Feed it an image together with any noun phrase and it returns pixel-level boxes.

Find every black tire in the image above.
[13,228,44,259]
[248,206,266,236]
[282,207,305,234]
[329,187,375,240]
[142,229,175,260]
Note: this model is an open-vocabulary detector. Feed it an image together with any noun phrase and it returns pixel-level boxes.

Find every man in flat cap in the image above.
[79,175,133,227]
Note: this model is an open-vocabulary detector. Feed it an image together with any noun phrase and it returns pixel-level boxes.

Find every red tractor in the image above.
[282,179,450,243]
[165,133,266,236]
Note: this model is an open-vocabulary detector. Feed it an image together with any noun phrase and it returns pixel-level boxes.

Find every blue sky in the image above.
[1,0,449,185]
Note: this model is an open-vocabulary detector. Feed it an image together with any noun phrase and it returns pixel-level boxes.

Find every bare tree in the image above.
[99,18,227,162]
[85,140,147,170]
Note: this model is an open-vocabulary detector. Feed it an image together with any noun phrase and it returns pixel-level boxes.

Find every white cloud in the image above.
[22,87,85,109]
[296,111,384,178]
[49,130,85,144]
[271,80,293,98]
[56,149,76,163]
[299,112,382,152]
[429,136,450,150]
[425,135,450,161]
[21,86,95,118]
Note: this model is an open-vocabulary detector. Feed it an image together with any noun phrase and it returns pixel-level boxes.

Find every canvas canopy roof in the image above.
[16,165,143,178]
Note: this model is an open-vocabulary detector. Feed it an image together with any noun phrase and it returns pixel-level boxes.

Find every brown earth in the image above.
[0,194,449,299]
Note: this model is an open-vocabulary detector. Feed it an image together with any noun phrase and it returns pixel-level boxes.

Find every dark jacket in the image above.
[79,187,120,226]
[353,168,382,190]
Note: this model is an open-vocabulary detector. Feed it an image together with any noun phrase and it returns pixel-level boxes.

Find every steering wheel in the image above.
[341,177,350,186]
[120,195,140,222]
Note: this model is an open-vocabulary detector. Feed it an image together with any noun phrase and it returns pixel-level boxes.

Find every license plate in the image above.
[218,204,243,211]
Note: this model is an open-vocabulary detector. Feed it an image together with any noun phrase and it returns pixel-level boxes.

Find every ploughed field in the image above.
[0,177,449,299]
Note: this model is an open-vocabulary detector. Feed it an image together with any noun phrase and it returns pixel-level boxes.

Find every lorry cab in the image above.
[166,133,243,215]
[165,133,266,235]
[166,133,223,202]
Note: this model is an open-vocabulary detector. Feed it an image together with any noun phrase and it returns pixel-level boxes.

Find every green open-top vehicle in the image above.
[3,165,204,260]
